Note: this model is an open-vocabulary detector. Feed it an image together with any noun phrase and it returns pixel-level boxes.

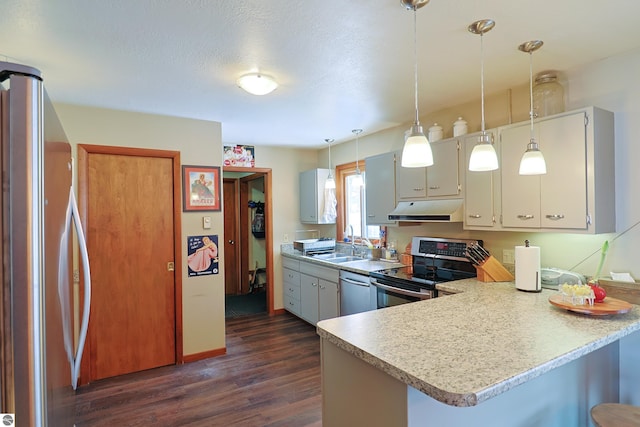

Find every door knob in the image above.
[228,240,235,245]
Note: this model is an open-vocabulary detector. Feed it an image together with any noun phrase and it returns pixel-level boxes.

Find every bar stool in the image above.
[591,403,640,427]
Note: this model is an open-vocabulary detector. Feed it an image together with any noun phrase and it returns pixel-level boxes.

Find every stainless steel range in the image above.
[369,237,481,308]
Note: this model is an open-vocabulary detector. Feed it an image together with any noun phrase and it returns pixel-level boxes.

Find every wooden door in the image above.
[85,150,177,380]
[223,179,240,295]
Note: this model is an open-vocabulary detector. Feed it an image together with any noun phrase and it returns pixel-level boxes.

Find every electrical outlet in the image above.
[503,249,515,264]
[283,233,289,243]
[505,263,516,276]
[73,269,80,283]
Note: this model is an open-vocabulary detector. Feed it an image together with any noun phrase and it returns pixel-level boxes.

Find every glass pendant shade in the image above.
[352,129,364,187]
[468,19,498,172]
[400,2,433,169]
[325,176,336,189]
[519,141,547,175]
[324,138,336,189]
[519,40,547,175]
[352,172,364,187]
[469,135,498,171]
[402,126,433,167]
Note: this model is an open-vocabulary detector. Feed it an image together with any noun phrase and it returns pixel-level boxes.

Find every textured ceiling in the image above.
[1,0,639,148]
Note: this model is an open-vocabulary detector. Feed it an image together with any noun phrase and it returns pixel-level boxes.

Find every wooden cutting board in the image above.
[549,294,633,316]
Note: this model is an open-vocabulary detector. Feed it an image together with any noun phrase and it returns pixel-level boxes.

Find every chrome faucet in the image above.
[349,225,356,256]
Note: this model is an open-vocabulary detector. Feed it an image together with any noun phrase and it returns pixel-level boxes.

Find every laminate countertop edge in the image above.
[316,279,640,407]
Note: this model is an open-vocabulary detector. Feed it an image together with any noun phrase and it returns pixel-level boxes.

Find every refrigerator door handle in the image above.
[69,187,91,390]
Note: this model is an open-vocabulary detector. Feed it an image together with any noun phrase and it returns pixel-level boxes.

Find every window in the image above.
[335,162,381,244]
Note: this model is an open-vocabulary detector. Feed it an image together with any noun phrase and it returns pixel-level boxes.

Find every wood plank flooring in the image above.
[74,312,322,426]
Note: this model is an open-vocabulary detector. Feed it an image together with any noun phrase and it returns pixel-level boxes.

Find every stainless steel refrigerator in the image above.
[0,61,91,426]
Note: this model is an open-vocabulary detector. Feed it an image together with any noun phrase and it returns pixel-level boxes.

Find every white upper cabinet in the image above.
[300,168,335,224]
[427,138,461,198]
[395,150,427,200]
[395,137,461,201]
[500,107,615,233]
[364,151,396,225]
[463,131,500,229]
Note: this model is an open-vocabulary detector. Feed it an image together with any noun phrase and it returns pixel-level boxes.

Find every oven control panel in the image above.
[411,237,481,259]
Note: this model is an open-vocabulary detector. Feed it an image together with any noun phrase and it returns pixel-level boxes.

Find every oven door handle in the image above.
[371,279,433,299]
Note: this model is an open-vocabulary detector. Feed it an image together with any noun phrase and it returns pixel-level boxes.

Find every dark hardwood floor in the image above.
[74,312,322,426]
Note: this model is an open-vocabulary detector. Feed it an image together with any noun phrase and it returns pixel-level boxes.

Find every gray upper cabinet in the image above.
[300,168,335,224]
[364,151,396,225]
[427,138,461,198]
[499,106,615,233]
[463,131,500,229]
[395,150,427,200]
[395,138,461,201]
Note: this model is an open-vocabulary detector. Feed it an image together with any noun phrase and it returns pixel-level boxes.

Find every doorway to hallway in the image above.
[222,167,273,318]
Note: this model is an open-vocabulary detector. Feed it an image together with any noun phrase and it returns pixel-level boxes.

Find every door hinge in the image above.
[167,262,175,271]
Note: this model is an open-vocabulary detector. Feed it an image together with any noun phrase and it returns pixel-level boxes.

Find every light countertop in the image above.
[281,245,404,274]
[316,279,640,407]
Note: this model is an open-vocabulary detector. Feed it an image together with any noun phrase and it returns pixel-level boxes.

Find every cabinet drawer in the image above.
[284,281,301,300]
[299,261,339,282]
[284,294,301,315]
[283,267,300,285]
[282,257,300,271]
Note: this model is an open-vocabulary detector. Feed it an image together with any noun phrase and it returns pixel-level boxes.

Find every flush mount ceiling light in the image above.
[468,19,499,172]
[325,138,336,189]
[400,0,433,168]
[352,129,364,187]
[237,72,278,96]
[518,40,547,175]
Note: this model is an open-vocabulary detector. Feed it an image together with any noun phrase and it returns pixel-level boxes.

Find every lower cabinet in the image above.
[283,258,301,315]
[283,258,340,325]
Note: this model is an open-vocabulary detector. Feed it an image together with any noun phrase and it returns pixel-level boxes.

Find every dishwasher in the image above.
[339,270,374,316]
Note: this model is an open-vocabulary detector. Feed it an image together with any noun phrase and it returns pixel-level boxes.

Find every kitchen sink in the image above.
[307,253,364,263]
[323,256,363,264]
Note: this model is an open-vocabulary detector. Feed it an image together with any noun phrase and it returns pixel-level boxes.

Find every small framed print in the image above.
[182,165,221,212]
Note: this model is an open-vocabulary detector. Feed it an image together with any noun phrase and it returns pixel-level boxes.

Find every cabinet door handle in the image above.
[367,214,375,217]
[545,214,565,220]
[413,187,424,191]
[319,285,326,290]
[517,214,535,220]
[429,186,440,190]
[312,282,317,287]
[468,214,482,218]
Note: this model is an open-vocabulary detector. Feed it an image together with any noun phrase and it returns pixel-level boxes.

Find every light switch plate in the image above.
[203,216,212,229]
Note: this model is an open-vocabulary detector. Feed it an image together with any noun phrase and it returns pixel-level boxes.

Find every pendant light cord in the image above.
[413,6,419,125]
[480,32,486,133]
[353,129,362,173]
[529,51,535,140]
[356,134,359,172]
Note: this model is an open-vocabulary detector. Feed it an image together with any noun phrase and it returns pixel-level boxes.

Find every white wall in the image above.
[55,104,225,356]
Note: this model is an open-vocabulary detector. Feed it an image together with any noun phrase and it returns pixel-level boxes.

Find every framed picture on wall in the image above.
[182,165,221,211]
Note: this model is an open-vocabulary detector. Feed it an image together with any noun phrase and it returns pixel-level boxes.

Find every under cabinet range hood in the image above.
[388,199,464,222]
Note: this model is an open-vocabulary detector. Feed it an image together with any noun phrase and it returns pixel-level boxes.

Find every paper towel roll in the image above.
[515,245,541,292]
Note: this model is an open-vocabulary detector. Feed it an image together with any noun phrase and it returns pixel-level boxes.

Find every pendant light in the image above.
[518,40,547,175]
[400,0,433,168]
[468,19,499,172]
[352,129,364,187]
[324,138,336,189]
